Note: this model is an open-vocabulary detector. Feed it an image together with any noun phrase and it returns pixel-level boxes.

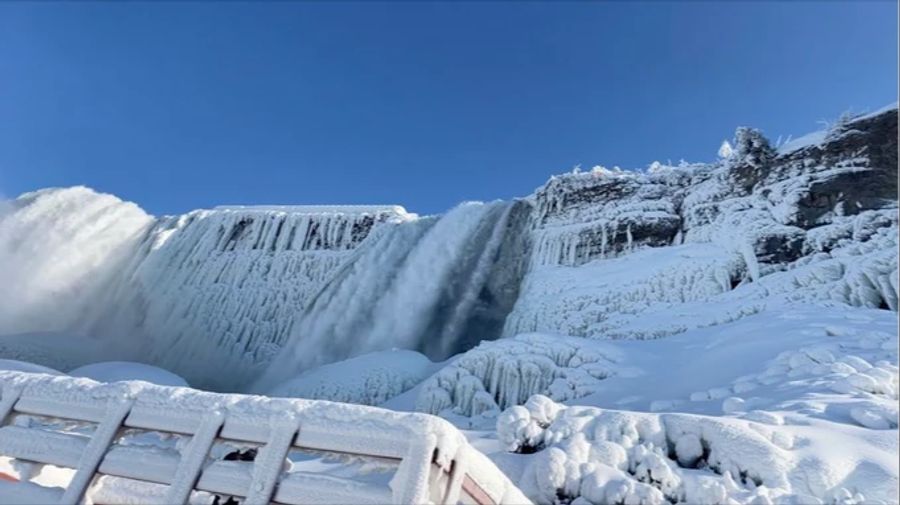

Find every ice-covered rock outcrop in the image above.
[416,334,621,418]
[505,106,898,339]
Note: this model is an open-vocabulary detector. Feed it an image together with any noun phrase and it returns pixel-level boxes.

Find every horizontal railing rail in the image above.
[0,371,529,505]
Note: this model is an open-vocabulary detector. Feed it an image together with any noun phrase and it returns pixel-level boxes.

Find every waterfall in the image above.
[254,200,521,392]
[0,187,530,393]
[0,187,153,335]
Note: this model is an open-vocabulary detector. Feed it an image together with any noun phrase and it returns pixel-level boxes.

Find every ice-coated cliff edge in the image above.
[0,105,896,393]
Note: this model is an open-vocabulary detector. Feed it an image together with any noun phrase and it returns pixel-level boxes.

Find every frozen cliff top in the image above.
[213,204,416,219]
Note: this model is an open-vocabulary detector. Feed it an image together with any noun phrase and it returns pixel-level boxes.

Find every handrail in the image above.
[0,371,530,505]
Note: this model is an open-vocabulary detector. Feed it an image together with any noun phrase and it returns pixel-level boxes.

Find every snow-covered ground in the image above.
[434,305,898,504]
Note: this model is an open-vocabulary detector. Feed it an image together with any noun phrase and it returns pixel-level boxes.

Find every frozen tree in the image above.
[732,127,775,168]
[826,110,859,141]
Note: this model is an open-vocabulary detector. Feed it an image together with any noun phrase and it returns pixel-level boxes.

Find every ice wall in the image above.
[103,205,412,389]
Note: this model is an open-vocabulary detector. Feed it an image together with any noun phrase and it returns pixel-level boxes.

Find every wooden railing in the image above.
[0,371,529,505]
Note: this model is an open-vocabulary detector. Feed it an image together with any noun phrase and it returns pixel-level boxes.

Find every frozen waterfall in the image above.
[254,200,528,392]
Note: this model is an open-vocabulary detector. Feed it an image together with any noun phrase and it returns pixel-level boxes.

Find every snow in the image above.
[415,334,622,420]
[69,361,188,387]
[445,304,898,504]
[0,370,528,504]
[777,130,827,155]
[0,359,61,375]
[267,350,435,405]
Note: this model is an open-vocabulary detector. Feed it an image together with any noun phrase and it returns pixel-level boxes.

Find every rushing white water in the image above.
[0,187,153,334]
[253,200,518,391]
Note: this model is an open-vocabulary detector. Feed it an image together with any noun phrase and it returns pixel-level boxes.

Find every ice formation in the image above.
[254,200,531,391]
[416,334,621,419]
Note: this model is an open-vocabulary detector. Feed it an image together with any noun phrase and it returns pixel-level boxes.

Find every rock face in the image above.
[527,106,897,269]
[504,106,898,340]
[0,105,896,392]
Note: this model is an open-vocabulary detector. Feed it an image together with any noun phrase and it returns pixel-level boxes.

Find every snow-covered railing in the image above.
[0,371,529,505]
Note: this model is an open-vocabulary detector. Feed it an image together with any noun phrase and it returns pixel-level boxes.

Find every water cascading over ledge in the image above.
[253,199,533,392]
[0,187,533,392]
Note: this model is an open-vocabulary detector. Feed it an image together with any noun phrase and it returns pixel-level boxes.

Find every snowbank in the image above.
[497,396,897,504]
[268,350,434,405]
[0,359,61,375]
[69,361,188,387]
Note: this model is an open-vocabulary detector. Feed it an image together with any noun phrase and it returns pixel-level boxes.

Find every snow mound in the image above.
[268,350,434,405]
[416,334,621,419]
[498,395,897,505]
[68,361,188,387]
[0,359,61,375]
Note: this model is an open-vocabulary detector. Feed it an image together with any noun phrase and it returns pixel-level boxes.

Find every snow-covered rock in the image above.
[498,395,898,505]
[416,334,620,418]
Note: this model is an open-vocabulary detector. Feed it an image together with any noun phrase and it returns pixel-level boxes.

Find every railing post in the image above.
[395,435,438,504]
[60,396,134,505]
[162,409,226,504]
[442,453,468,505]
[0,384,23,426]
[244,413,300,505]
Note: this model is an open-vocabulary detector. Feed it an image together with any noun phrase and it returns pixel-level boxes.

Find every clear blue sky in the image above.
[1,1,896,216]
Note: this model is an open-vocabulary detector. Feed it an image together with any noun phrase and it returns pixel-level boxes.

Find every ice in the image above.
[415,334,620,419]
[0,104,897,504]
